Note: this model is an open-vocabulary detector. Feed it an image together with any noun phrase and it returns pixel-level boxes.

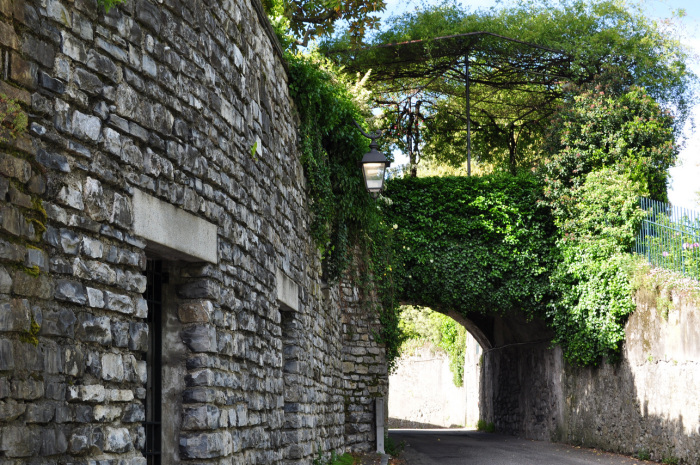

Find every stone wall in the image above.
[339,278,388,452]
[480,281,700,464]
[387,344,468,429]
[0,0,387,463]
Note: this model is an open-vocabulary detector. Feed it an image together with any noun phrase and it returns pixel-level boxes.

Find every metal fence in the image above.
[634,197,700,279]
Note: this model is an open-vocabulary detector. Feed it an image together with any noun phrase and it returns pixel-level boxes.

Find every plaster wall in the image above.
[481,284,700,464]
[388,345,467,429]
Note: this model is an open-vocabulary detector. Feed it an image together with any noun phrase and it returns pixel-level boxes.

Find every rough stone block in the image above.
[61,30,86,62]
[25,247,49,271]
[41,307,76,337]
[134,297,148,318]
[0,299,30,332]
[177,279,220,300]
[36,149,70,173]
[11,378,43,399]
[93,405,122,422]
[0,153,32,183]
[0,21,17,49]
[110,192,132,228]
[71,110,101,141]
[86,287,105,308]
[10,52,36,89]
[76,313,111,345]
[104,290,133,314]
[101,353,124,382]
[179,431,232,459]
[87,50,119,83]
[69,425,104,454]
[24,402,55,423]
[128,322,148,351]
[0,339,14,370]
[55,279,87,305]
[105,389,134,402]
[60,229,80,254]
[111,320,129,347]
[0,267,11,293]
[22,35,56,69]
[178,300,212,323]
[38,427,68,456]
[83,177,108,221]
[124,355,147,384]
[0,425,40,457]
[0,239,24,261]
[181,405,220,430]
[57,180,84,210]
[38,71,65,94]
[121,402,144,422]
[0,399,26,421]
[181,325,217,353]
[104,427,131,453]
[12,270,53,299]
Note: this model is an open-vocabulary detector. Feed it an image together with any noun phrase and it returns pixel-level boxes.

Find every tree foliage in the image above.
[325,0,695,174]
[263,0,385,47]
[546,169,646,365]
[540,87,667,365]
[542,85,677,209]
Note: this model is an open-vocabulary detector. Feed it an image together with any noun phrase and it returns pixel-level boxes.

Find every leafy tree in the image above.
[541,85,677,210]
[326,0,695,174]
[263,0,385,47]
[541,87,670,365]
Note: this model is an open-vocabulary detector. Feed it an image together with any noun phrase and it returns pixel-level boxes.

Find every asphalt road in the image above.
[390,429,652,465]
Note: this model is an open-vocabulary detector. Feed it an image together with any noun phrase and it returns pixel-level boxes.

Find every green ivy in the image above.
[547,169,646,365]
[386,173,557,320]
[286,51,403,370]
[97,0,126,12]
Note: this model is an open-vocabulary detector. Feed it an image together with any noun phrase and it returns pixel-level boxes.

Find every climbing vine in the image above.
[540,86,674,365]
[286,51,403,370]
[385,173,557,320]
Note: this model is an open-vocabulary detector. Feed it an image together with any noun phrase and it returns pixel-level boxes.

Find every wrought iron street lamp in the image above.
[355,122,391,196]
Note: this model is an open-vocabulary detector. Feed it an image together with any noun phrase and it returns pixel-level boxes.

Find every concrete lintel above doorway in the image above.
[132,189,218,263]
[276,268,299,312]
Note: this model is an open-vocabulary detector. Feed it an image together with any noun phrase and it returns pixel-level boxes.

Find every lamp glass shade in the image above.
[362,162,386,193]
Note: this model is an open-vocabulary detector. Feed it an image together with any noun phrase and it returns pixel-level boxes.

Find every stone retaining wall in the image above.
[387,345,467,429]
[0,0,387,463]
[481,282,700,464]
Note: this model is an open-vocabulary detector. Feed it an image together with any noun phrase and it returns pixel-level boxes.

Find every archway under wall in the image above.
[387,304,554,433]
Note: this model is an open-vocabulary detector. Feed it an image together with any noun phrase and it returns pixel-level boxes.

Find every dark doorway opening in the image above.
[144,258,164,465]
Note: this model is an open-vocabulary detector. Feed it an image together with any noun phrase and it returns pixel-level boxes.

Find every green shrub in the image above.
[477,419,495,432]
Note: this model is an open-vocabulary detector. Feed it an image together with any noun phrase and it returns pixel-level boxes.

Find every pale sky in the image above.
[379,0,700,210]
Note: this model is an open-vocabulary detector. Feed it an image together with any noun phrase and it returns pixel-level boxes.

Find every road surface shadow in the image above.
[389,429,655,465]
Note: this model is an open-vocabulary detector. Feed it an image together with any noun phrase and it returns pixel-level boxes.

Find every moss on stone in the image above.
[19,315,40,346]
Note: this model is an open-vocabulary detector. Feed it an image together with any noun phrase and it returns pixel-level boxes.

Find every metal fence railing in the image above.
[634,197,700,280]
